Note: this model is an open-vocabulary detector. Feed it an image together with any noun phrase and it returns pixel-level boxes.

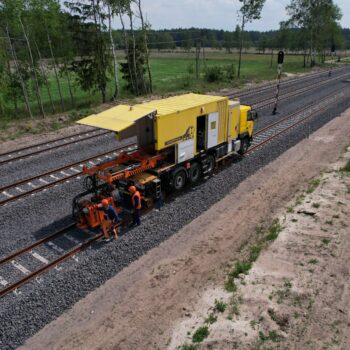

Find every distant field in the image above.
[150,53,313,93]
[0,52,320,125]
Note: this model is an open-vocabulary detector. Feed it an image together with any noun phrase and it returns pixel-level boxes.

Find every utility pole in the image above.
[329,44,336,77]
[195,39,201,79]
[272,50,284,115]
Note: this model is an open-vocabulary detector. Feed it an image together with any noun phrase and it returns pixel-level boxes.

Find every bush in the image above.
[192,326,209,343]
[204,66,224,82]
[214,300,227,313]
[265,220,282,241]
[204,64,236,83]
[230,261,252,278]
[205,313,217,324]
[224,64,236,80]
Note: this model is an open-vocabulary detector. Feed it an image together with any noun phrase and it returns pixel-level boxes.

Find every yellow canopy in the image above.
[77,105,157,133]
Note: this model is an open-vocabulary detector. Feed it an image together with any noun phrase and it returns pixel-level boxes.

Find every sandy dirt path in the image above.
[19,109,350,350]
[168,144,350,350]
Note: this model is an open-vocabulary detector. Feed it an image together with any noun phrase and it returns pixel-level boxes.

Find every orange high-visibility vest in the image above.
[132,191,141,210]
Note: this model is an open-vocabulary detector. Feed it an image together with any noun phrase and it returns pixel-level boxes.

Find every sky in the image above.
[124,0,350,31]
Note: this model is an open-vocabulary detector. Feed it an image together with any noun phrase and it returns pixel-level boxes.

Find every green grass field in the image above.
[149,53,312,93]
[0,52,315,129]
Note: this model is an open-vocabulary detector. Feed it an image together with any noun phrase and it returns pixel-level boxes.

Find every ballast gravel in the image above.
[0,133,135,189]
[1,76,350,349]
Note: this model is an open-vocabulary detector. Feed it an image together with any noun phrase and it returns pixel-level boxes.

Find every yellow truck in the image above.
[77,93,257,195]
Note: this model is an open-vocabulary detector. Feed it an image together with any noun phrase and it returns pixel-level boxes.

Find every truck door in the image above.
[207,112,219,149]
[230,106,239,140]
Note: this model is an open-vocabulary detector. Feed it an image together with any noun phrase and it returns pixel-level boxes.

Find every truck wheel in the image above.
[172,169,187,191]
[205,154,216,175]
[189,162,201,184]
[238,138,249,155]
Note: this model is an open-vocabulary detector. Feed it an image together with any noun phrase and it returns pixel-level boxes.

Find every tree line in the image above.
[141,27,350,52]
[0,0,346,119]
[0,0,153,119]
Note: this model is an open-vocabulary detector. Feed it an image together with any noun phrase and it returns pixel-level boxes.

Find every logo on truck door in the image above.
[165,126,194,146]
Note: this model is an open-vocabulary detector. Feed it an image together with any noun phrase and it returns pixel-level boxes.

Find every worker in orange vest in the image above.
[97,199,119,241]
[128,186,141,226]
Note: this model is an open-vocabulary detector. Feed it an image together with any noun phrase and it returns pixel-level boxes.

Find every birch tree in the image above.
[107,3,119,100]
[0,0,33,118]
[134,0,152,93]
[286,0,342,66]
[237,0,266,78]
[19,15,46,117]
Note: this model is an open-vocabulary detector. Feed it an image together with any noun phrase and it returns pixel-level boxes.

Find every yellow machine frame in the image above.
[78,93,253,157]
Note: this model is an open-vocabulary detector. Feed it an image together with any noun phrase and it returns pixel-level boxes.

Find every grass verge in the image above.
[225,219,282,293]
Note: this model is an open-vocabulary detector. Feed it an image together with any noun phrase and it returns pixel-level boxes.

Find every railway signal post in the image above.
[272,50,284,115]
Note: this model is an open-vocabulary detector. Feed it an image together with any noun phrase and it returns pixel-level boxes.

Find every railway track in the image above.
[233,65,346,100]
[0,129,110,166]
[247,70,350,109]
[247,89,348,154]
[1,71,349,207]
[1,84,349,299]
[0,143,138,206]
[0,224,103,298]
[1,66,348,169]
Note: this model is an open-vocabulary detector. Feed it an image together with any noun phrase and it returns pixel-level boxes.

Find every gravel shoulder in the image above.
[19,109,350,350]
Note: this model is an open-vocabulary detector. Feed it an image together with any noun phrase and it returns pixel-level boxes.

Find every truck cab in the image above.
[238,104,257,154]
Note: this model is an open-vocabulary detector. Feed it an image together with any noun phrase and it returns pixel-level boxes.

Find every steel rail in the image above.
[0,223,76,266]
[250,71,350,110]
[0,143,137,206]
[247,91,349,154]
[232,65,346,100]
[0,204,146,298]
[0,233,103,298]
[0,130,111,166]
[0,128,102,158]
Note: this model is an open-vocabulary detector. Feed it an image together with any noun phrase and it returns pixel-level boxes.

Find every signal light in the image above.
[278,51,285,65]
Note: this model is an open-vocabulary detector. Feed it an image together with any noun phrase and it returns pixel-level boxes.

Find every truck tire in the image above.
[206,154,216,175]
[238,137,249,155]
[189,162,201,184]
[171,168,187,191]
